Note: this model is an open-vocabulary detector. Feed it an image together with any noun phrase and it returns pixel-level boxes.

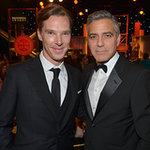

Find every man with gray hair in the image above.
[82,10,150,150]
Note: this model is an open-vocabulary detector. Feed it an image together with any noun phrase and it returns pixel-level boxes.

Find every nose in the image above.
[55,34,63,46]
[97,36,104,47]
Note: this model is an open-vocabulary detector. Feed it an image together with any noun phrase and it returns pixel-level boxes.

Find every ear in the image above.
[37,29,43,41]
[116,34,121,47]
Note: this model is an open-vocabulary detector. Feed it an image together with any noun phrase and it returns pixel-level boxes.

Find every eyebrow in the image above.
[88,31,114,36]
[88,33,97,36]
[45,29,71,33]
[103,32,113,35]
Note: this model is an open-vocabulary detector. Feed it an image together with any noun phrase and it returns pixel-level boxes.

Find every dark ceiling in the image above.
[0,0,149,33]
[0,0,149,14]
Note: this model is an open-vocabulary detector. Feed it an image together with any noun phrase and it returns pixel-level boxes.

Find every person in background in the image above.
[139,52,150,69]
[0,64,7,81]
[128,50,140,64]
[70,49,82,70]
[0,4,83,150]
[80,54,89,70]
[82,9,150,150]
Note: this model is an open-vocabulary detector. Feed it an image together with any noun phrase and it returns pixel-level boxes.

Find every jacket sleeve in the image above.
[131,69,150,150]
[0,66,16,150]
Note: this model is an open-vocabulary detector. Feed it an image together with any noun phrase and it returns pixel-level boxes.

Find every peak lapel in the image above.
[83,65,95,121]
[85,89,94,121]
[95,68,122,117]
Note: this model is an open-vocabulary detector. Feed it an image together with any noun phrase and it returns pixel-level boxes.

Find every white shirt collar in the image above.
[39,51,65,72]
[104,52,119,75]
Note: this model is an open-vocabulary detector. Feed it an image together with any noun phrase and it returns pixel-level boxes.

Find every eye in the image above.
[63,31,71,36]
[104,33,113,38]
[48,31,53,35]
[89,34,98,39]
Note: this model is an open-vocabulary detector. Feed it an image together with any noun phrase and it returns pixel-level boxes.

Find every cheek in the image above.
[88,41,96,50]
[44,34,55,42]
[107,40,116,49]
[65,40,70,45]
[48,37,55,43]
[42,39,49,47]
[64,37,71,45]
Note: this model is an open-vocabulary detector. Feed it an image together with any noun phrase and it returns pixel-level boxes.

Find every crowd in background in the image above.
[65,49,95,71]
[1,50,150,91]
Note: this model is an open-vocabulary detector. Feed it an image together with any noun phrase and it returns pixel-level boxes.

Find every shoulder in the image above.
[7,56,39,74]
[65,63,81,74]
[117,55,150,78]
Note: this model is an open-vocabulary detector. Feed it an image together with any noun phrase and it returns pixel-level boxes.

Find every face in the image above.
[87,18,120,64]
[38,15,71,66]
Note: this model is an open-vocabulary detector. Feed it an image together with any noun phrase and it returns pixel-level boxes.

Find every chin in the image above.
[96,58,108,64]
[54,57,64,62]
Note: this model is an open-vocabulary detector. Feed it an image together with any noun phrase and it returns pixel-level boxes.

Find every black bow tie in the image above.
[94,64,107,73]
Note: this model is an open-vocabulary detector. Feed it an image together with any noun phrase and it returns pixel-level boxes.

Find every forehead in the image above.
[88,18,115,33]
[43,15,70,30]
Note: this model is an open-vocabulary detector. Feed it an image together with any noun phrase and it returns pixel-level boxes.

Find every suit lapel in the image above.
[95,68,122,117]
[25,56,57,119]
[83,63,95,121]
[85,89,94,121]
[94,55,128,118]
[84,55,127,121]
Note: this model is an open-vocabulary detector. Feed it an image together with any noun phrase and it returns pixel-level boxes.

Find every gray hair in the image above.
[86,10,120,37]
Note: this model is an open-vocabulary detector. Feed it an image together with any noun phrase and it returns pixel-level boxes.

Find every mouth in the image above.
[96,50,106,54]
[53,47,64,52]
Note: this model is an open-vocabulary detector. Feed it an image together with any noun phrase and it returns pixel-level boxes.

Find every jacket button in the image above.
[92,123,95,127]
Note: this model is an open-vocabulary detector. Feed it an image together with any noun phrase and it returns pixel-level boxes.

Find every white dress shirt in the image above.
[88,52,119,115]
[39,51,68,106]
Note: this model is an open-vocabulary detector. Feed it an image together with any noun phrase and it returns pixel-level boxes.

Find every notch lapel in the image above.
[25,56,58,120]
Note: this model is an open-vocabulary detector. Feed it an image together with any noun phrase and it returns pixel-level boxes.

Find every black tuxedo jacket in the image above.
[0,55,82,150]
[82,54,150,150]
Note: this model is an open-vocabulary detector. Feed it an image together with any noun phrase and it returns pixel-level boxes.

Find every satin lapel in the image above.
[60,63,80,130]
[85,88,94,121]
[25,56,57,119]
[95,68,122,117]
[84,64,95,121]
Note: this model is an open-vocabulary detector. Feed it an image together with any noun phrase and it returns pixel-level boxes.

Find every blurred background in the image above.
[0,0,150,65]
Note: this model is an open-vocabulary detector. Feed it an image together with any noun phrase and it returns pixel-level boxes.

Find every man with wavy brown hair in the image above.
[0,4,83,150]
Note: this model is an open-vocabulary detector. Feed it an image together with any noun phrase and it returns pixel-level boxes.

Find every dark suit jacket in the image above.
[82,54,150,150]
[0,55,82,150]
